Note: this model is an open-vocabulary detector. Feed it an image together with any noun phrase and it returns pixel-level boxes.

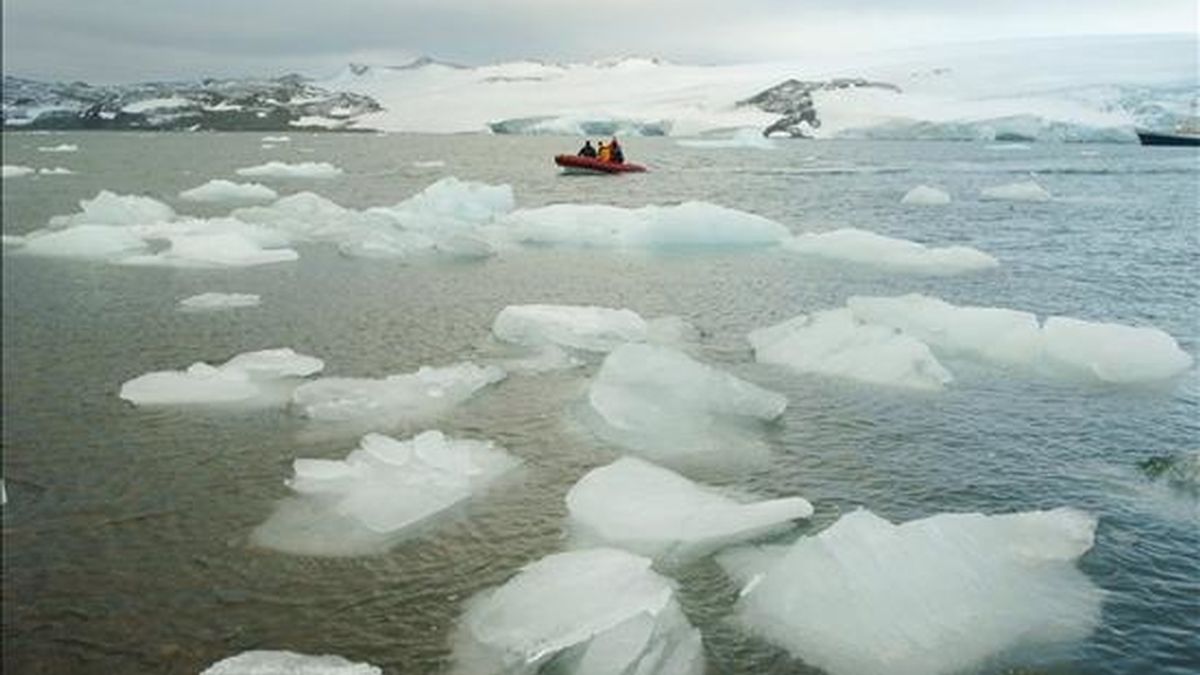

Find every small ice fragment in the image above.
[179,292,261,311]
[900,185,951,205]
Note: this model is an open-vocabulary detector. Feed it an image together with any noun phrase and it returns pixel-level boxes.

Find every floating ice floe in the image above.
[413,160,446,168]
[291,361,506,427]
[235,161,343,179]
[492,304,649,353]
[201,650,381,675]
[749,308,953,390]
[260,135,291,143]
[121,232,299,268]
[677,128,775,149]
[566,457,812,563]
[453,548,704,675]
[2,165,35,178]
[496,201,790,248]
[980,180,1052,202]
[900,185,952,205]
[252,430,519,556]
[783,228,997,275]
[179,179,278,203]
[119,348,324,407]
[15,225,150,260]
[37,144,78,153]
[179,292,262,311]
[847,294,1194,384]
[724,507,1103,675]
[38,167,73,175]
[586,344,786,472]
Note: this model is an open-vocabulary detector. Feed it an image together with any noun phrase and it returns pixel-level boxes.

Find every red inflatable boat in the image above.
[554,154,647,174]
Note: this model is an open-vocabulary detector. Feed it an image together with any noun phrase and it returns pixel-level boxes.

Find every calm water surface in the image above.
[2,132,1198,674]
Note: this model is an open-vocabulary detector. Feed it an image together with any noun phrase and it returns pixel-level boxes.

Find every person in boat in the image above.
[609,137,624,164]
[577,140,597,158]
[597,141,612,162]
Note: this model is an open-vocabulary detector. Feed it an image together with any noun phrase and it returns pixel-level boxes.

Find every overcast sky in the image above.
[3,0,1196,83]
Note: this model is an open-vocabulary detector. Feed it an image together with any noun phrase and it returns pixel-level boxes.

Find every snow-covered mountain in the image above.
[1,74,381,131]
[4,35,1195,141]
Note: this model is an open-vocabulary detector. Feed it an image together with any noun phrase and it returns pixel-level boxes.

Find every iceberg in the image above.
[235,161,343,179]
[178,292,262,311]
[586,344,786,472]
[728,507,1104,675]
[119,348,324,407]
[847,294,1193,384]
[980,180,1052,202]
[201,650,381,675]
[749,309,953,390]
[291,361,505,427]
[492,304,648,353]
[900,185,951,205]
[452,548,703,675]
[783,228,997,275]
[2,165,35,178]
[251,430,519,556]
[497,202,790,249]
[566,457,812,562]
[179,179,278,203]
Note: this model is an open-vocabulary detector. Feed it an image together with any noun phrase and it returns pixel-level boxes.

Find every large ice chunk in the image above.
[16,225,150,260]
[493,304,649,353]
[452,548,703,675]
[180,179,278,203]
[49,190,175,228]
[783,228,997,275]
[292,362,506,426]
[119,348,324,407]
[121,232,299,268]
[235,161,344,179]
[980,180,1052,202]
[729,507,1103,675]
[388,176,515,233]
[179,292,262,311]
[566,457,812,562]
[252,430,519,556]
[847,294,1042,368]
[847,294,1193,383]
[2,165,34,178]
[900,185,951,205]
[498,202,790,248]
[201,650,381,675]
[586,344,786,472]
[749,308,953,390]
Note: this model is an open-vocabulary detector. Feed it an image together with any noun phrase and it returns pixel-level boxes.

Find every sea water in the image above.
[2,131,1197,673]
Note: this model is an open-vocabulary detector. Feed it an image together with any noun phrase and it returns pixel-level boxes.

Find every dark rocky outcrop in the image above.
[739,78,901,137]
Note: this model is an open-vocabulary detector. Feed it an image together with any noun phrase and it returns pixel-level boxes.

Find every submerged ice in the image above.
[252,430,519,556]
[727,507,1104,675]
[453,548,703,675]
[586,344,786,472]
[566,457,812,562]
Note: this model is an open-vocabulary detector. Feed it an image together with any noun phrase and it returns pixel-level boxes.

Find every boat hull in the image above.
[554,154,647,174]
[1136,130,1200,147]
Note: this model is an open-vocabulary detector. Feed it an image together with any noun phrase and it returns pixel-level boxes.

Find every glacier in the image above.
[726,507,1104,675]
[452,548,703,675]
[251,430,519,556]
[119,348,324,407]
[566,457,812,563]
